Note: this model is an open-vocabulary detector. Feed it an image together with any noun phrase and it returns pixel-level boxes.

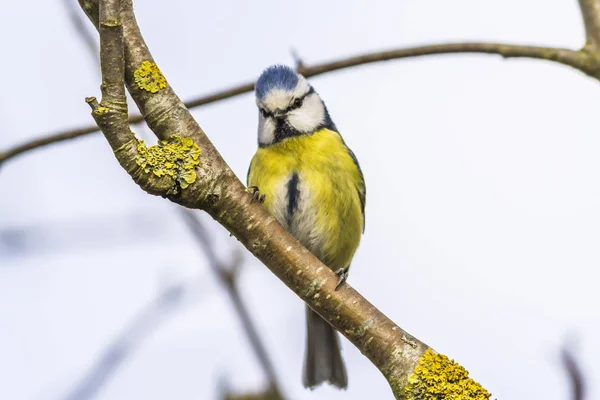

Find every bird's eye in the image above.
[293,98,303,109]
[260,108,269,118]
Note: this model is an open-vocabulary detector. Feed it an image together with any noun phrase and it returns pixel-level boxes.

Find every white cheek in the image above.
[287,94,325,133]
[258,114,276,145]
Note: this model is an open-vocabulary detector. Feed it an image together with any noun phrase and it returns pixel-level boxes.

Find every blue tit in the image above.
[247,65,366,389]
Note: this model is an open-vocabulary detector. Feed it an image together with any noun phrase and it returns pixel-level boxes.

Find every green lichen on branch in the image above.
[405,349,491,400]
[135,135,200,190]
[134,61,167,93]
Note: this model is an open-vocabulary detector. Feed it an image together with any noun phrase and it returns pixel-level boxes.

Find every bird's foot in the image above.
[247,186,266,203]
[334,268,348,290]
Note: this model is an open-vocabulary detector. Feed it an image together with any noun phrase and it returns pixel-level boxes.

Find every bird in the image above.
[247,65,366,389]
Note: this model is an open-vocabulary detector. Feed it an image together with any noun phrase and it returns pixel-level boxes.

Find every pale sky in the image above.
[1,1,599,399]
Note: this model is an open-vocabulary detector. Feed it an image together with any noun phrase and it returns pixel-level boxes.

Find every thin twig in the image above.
[562,345,586,400]
[290,48,305,70]
[179,209,285,399]
[62,280,201,400]
[579,0,600,49]
[62,0,99,66]
[0,41,592,165]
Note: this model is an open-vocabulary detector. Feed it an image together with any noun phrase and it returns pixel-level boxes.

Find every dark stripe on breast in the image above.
[286,172,300,228]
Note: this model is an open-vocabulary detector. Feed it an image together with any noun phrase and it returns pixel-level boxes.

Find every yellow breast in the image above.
[248,128,364,271]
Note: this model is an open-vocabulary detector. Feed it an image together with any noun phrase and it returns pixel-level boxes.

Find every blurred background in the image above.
[1,0,598,399]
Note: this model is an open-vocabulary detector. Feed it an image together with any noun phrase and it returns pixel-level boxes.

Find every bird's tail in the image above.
[302,306,348,389]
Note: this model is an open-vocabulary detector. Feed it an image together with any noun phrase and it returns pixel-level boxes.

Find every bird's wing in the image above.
[246,161,252,186]
[346,146,366,233]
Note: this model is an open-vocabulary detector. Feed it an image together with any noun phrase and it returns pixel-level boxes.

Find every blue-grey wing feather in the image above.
[346,146,366,232]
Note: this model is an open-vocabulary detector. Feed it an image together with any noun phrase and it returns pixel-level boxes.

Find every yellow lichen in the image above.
[405,349,491,400]
[135,135,200,191]
[102,19,120,27]
[134,61,167,93]
[97,106,110,114]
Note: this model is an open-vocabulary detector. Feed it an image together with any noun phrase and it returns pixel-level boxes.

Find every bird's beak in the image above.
[273,108,286,119]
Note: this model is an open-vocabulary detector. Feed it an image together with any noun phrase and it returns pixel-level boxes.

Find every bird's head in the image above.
[255,65,333,146]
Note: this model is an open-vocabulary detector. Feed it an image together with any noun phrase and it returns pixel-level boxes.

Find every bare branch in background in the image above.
[290,48,305,70]
[0,1,100,166]
[79,0,490,398]
[62,0,99,67]
[4,38,600,165]
[63,279,203,400]
[562,344,586,400]
[179,209,285,400]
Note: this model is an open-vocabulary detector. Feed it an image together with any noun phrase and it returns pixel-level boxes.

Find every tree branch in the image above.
[179,209,285,400]
[79,4,284,396]
[84,0,128,151]
[71,1,285,393]
[80,0,492,398]
[580,0,600,50]
[3,40,600,166]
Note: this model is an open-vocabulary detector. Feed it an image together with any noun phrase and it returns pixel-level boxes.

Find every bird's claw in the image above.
[334,268,348,290]
[247,186,266,203]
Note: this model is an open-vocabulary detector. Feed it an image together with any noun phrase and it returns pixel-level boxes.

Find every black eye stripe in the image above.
[260,87,315,117]
[286,87,315,111]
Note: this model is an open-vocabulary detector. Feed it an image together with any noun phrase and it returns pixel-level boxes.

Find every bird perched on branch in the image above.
[247,65,366,389]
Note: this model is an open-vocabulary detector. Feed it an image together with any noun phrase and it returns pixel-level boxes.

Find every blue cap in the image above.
[255,65,299,100]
